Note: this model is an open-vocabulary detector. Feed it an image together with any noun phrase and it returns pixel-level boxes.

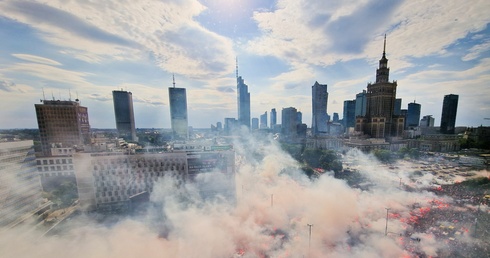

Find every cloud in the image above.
[0,80,16,92]
[12,54,62,66]
[0,0,236,78]
[462,39,490,61]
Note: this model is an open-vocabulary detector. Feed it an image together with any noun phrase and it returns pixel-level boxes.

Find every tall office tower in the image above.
[35,99,91,155]
[236,61,251,129]
[355,90,367,117]
[282,107,299,136]
[394,98,402,116]
[168,77,189,140]
[420,115,435,128]
[252,118,259,130]
[400,109,408,129]
[406,101,421,129]
[440,94,459,134]
[260,111,268,129]
[217,122,222,131]
[112,90,137,142]
[343,100,356,128]
[312,81,329,135]
[270,108,277,126]
[0,141,45,227]
[355,35,404,138]
[333,113,339,123]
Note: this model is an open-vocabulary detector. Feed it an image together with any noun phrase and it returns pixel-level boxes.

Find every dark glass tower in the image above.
[169,77,188,140]
[440,94,459,134]
[312,81,328,135]
[343,100,356,128]
[406,101,421,129]
[112,90,137,142]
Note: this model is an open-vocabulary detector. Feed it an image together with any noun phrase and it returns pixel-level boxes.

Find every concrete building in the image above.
[112,90,138,142]
[224,118,238,135]
[312,81,329,135]
[282,107,299,137]
[440,94,459,134]
[420,115,435,128]
[168,80,189,140]
[0,141,47,227]
[74,150,235,211]
[355,36,404,139]
[35,99,91,156]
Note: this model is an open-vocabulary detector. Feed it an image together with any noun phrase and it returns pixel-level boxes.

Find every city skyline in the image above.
[1,1,489,129]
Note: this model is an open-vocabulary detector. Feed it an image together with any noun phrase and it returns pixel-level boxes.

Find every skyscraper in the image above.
[406,101,421,129]
[236,61,251,129]
[312,81,328,135]
[394,98,402,116]
[260,111,268,129]
[168,77,188,140]
[35,99,90,155]
[270,108,277,127]
[343,100,356,129]
[355,35,404,138]
[355,90,367,117]
[112,90,137,142]
[440,94,459,134]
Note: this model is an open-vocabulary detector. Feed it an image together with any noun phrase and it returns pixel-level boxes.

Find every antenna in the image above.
[51,91,55,100]
[236,57,238,82]
[172,74,176,88]
[69,89,72,101]
[42,88,46,100]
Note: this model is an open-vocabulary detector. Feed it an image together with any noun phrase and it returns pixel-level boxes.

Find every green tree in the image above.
[372,149,393,163]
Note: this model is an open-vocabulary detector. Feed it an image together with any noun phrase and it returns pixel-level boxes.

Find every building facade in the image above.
[168,87,189,140]
[440,94,459,134]
[355,36,404,139]
[112,90,137,142]
[74,150,235,211]
[343,100,356,129]
[312,81,329,135]
[406,102,421,129]
[355,90,367,117]
[420,115,435,128]
[237,65,251,129]
[270,108,277,127]
[282,107,299,137]
[260,112,268,129]
[0,141,46,227]
[35,100,91,155]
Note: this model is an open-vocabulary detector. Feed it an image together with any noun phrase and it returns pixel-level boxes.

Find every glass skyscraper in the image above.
[112,90,137,142]
[169,87,188,140]
[312,81,328,135]
[440,94,459,134]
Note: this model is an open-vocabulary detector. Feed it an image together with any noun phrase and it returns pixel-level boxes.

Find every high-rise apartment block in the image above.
[169,82,189,140]
[440,94,459,134]
[35,99,91,155]
[312,81,329,135]
[282,107,299,137]
[355,36,404,138]
[112,90,137,142]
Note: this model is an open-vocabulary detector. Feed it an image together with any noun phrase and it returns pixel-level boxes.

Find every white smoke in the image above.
[0,133,484,257]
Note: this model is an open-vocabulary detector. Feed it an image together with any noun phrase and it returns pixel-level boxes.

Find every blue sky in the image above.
[0,0,489,129]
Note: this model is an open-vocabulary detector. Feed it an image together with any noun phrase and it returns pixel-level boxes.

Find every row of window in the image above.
[37,165,74,171]
[37,159,73,165]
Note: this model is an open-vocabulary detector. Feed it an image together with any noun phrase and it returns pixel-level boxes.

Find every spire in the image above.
[172,74,175,88]
[383,34,386,57]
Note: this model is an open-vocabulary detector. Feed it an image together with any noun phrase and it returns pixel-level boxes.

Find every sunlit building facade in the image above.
[35,100,91,155]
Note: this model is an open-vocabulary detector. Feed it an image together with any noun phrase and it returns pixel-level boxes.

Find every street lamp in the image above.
[307,224,313,257]
[385,208,390,236]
